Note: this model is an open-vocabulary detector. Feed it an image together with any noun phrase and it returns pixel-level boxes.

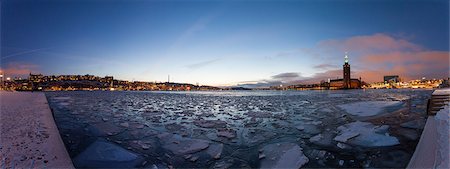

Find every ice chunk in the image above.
[259,142,309,169]
[337,143,351,149]
[120,122,129,128]
[334,131,359,142]
[338,101,402,117]
[158,133,210,155]
[212,157,251,168]
[334,121,399,147]
[297,124,321,135]
[295,125,305,130]
[205,143,223,159]
[194,119,227,128]
[73,140,144,168]
[309,134,323,143]
[309,132,335,147]
[217,129,236,139]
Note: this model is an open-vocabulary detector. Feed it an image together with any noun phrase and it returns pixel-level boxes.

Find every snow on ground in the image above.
[334,121,399,147]
[338,101,402,117]
[434,105,449,169]
[433,88,450,95]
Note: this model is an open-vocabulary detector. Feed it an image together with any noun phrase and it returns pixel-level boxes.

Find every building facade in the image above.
[343,54,351,89]
[384,75,400,83]
[329,53,361,89]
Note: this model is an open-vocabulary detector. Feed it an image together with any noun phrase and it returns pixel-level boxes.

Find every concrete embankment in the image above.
[407,88,449,169]
[0,91,74,168]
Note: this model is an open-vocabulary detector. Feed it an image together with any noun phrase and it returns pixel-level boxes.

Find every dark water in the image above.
[46,89,432,168]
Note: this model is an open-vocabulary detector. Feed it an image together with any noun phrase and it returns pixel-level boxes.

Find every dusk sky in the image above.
[1,0,449,87]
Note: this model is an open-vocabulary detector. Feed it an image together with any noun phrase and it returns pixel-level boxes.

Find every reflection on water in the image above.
[46,89,432,168]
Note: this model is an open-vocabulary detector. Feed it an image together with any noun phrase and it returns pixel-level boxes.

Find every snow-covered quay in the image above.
[407,88,449,169]
[46,89,433,168]
[0,91,73,168]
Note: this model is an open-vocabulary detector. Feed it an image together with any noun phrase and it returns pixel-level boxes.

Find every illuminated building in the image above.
[384,75,400,83]
[329,53,362,89]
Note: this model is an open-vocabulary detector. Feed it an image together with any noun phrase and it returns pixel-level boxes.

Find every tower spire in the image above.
[344,52,349,63]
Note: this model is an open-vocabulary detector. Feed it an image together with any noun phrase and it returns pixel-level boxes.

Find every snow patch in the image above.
[434,105,449,169]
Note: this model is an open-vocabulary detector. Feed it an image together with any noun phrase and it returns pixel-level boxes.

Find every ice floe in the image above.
[334,121,399,147]
[73,140,144,168]
[309,132,335,147]
[157,133,210,155]
[259,142,309,169]
[338,101,402,117]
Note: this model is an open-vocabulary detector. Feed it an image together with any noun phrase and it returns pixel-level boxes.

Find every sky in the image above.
[1,0,449,87]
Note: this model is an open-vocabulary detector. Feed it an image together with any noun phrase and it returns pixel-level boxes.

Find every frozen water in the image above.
[73,140,144,168]
[309,132,335,147]
[334,121,400,147]
[259,142,309,169]
[158,133,210,155]
[334,131,359,142]
[205,143,223,159]
[397,128,419,140]
[338,101,402,117]
[46,89,432,168]
[400,119,426,129]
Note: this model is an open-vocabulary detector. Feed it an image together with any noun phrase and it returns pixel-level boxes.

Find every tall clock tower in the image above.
[343,53,351,89]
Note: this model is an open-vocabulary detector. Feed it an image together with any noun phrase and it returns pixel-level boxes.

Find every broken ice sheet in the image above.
[334,121,399,147]
[338,101,402,117]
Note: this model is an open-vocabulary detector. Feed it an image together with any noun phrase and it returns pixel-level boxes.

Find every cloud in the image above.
[264,49,308,60]
[271,72,300,79]
[313,33,449,82]
[237,72,305,88]
[237,80,283,88]
[1,47,52,60]
[356,51,449,82]
[242,33,448,87]
[318,33,422,54]
[186,59,220,70]
[313,64,336,70]
[0,62,40,77]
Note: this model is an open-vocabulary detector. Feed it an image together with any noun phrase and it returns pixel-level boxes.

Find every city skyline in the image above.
[1,0,449,87]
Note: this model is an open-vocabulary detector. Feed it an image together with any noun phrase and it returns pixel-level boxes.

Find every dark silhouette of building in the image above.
[384,75,400,83]
[343,54,351,89]
[329,53,361,89]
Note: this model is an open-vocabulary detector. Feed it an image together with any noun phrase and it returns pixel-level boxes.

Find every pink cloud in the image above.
[318,33,422,53]
[0,62,40,78]
[310,33,449,83]
[356,51,449,82]
[240,33,447,87]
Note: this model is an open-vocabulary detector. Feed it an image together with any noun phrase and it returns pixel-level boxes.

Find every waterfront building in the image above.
[329,53,362,89]
[384,75,400,83]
